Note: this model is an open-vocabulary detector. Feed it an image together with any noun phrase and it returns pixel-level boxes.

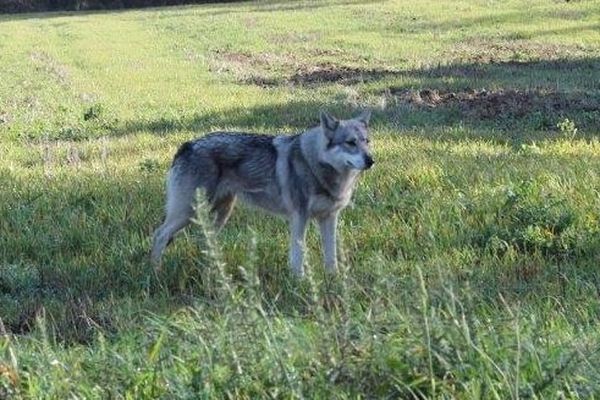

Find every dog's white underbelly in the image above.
[240,189,287,215]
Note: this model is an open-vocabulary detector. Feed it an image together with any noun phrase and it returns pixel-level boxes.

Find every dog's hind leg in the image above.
[151,213,191,267]
[211,194,236,232]
[151,170,197,267]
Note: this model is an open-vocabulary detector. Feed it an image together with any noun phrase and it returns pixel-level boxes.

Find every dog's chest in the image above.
[308,188,354,217]
[308,171,358,217]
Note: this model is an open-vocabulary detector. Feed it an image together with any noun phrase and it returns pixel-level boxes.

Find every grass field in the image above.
[1,0,600,397]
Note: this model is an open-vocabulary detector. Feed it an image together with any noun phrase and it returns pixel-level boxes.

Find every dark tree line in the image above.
[0,0,242,13]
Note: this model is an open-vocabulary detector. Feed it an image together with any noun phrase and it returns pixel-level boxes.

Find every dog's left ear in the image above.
[355,110,371,126]
[320,111,339,139]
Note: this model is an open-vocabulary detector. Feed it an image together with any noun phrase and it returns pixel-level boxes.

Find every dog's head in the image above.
[319,110,374,172]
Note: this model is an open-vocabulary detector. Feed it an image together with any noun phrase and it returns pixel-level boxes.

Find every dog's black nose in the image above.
[364,155,375,169]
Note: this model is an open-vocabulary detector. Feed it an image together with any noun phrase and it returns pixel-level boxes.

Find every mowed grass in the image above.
[1,0,600,397]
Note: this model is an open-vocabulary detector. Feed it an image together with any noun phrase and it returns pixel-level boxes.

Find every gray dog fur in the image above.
[151,111,374,276]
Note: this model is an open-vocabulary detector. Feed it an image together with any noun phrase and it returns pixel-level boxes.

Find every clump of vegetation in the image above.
[557,117,578,140]
[83,104,105,122]
[478,180,581,257]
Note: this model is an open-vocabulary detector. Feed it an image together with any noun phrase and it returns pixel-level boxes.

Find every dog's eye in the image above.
[346,140,356,146]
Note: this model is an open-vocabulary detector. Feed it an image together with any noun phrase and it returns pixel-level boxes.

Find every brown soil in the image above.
[386,88,600,119]
[244,63,400,87]
[210,50,298,83]
[215,50,259,65]
[288,63,400,86]
[212,49,400,87]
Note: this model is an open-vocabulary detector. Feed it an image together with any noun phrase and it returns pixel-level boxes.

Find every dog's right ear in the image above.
[356,110,371,126]
[320,111,339,139]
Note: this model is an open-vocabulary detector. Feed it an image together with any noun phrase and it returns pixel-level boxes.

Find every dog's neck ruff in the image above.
[312,161,352,201]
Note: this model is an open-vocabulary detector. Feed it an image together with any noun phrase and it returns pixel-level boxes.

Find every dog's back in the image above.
[173,133,278,195]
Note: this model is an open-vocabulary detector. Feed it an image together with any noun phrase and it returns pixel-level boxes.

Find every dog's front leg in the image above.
[318,212,338,273]
[289,212,308,277]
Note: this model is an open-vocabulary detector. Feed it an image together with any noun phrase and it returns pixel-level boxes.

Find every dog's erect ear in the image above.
[356,110,371,126]
[320,111,339,139]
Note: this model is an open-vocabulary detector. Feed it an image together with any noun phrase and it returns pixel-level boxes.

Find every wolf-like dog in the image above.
[151,111,374,276]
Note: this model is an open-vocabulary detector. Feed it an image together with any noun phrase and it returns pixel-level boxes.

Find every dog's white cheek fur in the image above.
[321,147,362,171]
[330,148,366,170]
[346,153,367,170]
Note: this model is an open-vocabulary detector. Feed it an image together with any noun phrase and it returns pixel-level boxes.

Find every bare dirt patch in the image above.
[212,49,399,87]
[244,63,400,87]
[386,87,600,119]
[209,49,299,77]
[215,50,260,66]
[288,63,400,86]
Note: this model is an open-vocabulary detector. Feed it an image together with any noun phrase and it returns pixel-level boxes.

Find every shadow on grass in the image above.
[408,8,597,37]
[17,58,595,144]
[3,136,600,344]
[0,165,295,342]
[104,57,599,143]
[398,57,600,89]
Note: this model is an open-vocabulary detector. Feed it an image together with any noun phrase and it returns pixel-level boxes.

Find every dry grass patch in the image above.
[30,51,70,86]
[449,38,593,63]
